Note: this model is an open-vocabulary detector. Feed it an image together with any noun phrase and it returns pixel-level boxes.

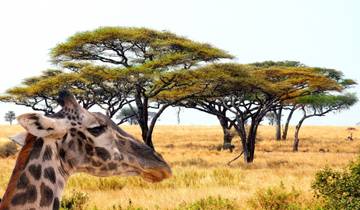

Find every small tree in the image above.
[4,111,16,125]
[293,93,358,151]
[116,107,138,125]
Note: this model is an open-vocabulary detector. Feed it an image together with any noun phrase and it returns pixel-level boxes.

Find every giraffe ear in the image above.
[9,132,27,146]
[17,113,65,137]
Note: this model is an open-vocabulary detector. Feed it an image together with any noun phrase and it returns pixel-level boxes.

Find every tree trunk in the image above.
[176,107,181,125]
[217,116,234,151]
[145,104,171,150]
[282,106,296,140]
[245,121,259,162]
[234,118,260,163]
[274,107,282,141]
[135,87,150,146]
[293,117,305,152]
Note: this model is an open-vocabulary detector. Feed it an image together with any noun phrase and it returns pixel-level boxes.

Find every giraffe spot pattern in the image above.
[29,138,44,160]
[95,147,111,161]
[16,173,29,189]
[40,182,54,207]
[44,167,56,184]
[59,148,66,161]
[11,184,37,205]
[43,145,53,161]
[53,197,60,210]
[28,164,42,180]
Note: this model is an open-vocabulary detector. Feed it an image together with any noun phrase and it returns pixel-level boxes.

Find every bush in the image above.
[176,196,238,210]
[312,156,360,210]
[248,183,303,210]
[61,190,89,210]
[0,142,18,157]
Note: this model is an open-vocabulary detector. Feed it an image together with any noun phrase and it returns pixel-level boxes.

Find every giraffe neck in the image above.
[0,136,69,210]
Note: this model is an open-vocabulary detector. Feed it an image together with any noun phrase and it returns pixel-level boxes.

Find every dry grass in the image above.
[0,125,359,209]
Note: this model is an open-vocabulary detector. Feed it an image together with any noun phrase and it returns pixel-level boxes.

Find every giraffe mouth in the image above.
[140,166,172,182]
[121,137,172,182]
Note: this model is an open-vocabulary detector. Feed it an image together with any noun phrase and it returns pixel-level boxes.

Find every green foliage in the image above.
[0,142,18,158]
[248,183,304,210]
[158,63,342,105]
[61,190,89,210]
[312,156,360,210]
[250,60,304,68]
[296,93,358,111]
[51,26,233,67]
[176,196,238,210]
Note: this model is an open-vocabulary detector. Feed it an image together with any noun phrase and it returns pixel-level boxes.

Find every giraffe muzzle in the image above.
[127,140,172,182]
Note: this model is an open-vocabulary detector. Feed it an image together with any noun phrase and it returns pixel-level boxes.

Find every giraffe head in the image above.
[14,90,172,182]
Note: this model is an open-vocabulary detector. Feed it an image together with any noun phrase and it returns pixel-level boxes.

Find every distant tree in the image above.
[4,111,15,125]
[116,107,138,125]
[265,112,276,125]
[293,93,358,151]
[176,107,183,124]
[116,107,158,125]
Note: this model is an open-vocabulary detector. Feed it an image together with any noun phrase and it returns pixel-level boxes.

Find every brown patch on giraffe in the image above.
[16,173,29,189]
[11,184,37,205]
[53,197,60,210]
[108,162,118,170]
[43,145,53,161]
[40,182,54,207]
[43,167,56,184]
[0,134,36,210]
[28,164,42,180]
[95,147,111,161]
[91,160,102,167]
[28,138,44,161]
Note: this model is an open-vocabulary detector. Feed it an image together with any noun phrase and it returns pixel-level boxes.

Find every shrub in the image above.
[248,183,303,210]
[61,190,89,210]
[0,142,18,157]
[312,156,360,210]
[176,196,238,210]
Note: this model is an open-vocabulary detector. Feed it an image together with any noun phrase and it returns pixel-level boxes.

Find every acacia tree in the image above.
[116,107,138,125]
[161,63,341,163]
[280,68,357,140]
[250,61,305,140]
[4,111,15,125]
[250,61,357,141]
[0,65,133,118]
[292,93,357,151]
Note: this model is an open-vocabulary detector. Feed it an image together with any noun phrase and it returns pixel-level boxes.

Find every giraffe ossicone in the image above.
[0,90,172,210]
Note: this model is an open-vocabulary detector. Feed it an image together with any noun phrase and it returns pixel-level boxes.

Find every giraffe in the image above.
[0,90,172,210]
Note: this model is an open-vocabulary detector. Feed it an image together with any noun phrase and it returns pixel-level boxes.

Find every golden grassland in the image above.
[0,124,359,209]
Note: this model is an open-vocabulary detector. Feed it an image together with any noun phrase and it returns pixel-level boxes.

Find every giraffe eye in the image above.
[87,125,107,137]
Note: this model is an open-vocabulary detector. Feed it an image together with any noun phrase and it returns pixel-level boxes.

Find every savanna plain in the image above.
[0,125,358,210]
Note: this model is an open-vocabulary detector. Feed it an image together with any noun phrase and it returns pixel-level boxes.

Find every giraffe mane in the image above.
[0,134,36,210]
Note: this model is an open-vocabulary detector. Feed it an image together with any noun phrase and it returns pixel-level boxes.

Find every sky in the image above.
[0,0,358,126]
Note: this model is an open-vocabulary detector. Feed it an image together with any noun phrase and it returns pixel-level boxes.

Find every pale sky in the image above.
[0,0,358,126]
